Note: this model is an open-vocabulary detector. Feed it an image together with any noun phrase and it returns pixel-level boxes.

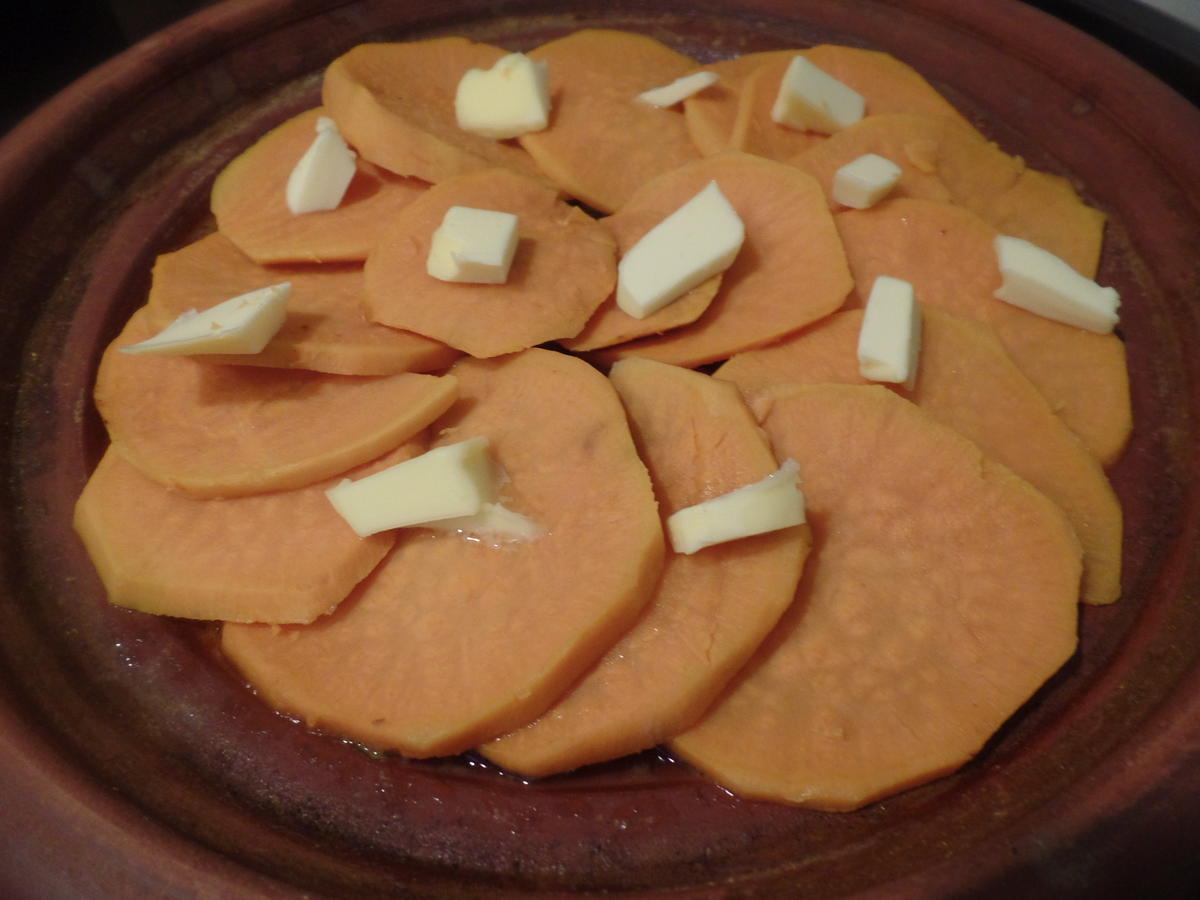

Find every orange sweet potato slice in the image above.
[74,441,423,624]
[97,308,459,498]
[591,151,852,367]
[683,51,795,154]
[363,168,616,358]
[481,358,808,776]
[145,232,460,376]
[517,29,702,212]
[731,46,978,162]
[835,197,1130,464]
[717,307,1122,604]
[790,113,1105,276]
[220,349,665,758]
[670,383,1082,810]
[211,107,431,265]
[321,38,545,184]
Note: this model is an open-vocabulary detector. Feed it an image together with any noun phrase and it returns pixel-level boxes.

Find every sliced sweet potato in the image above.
[835,197,1130,464]
[73,441,423,623]
[683,51,795,155]
[481,358,808,776]
[221,349,665,758]
[591,151,852,367]
[731,46,978,162]
[97,308,459,498]
[670,383,1082,810]
[790,113,1105,276]
[363,168,616,358]
[518,29,702,212]
[321,38,545,184]
[145,232,460,377]
[211,106,430,265]
[718,307,1122,604]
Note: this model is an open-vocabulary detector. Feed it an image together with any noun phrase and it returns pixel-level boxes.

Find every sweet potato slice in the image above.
[718,307,1122,604]
[731,46,978,162]
[221,349,664,758]
[363,168,616,357]
[481,358,808,776]
[591,152,852,367]
[321,38,545,184]
[790,113,1104,276]
[835,197,1130,464]
[145,232,460,376]
[517,29,702,212]
[211,107,430,265]
[670,383,1082,810]
[682,51,795,155]
[74,441,422,623]
[97,308,459,498]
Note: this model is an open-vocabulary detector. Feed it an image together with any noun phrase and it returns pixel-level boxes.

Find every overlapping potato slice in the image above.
[363,168,616,357]
[683,51,795,155]
[592,151,852,367]
[211,107,430,264]
[481,358,808,775]
[791,113,1105,276]
[517,29,702,212]
[835,197,1130,463]
[221,349,665,758]
[671,383,1082,810]
[718,307,1122,604]
[321,38,546,184]
[97,308,459,498]
[73,442,422,624]
[145,232,459,376]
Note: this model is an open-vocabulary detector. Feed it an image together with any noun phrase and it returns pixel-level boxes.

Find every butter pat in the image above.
[455,52,551,139]
[833,153,903,209]
[668,460,805,555]
[772,55,865,134]
[326,437,498,538]
[121,283,291,356]
[286,116,357,214]
[616,180,744,319]
[427,206,520,284]
[993,235,1120,333]
[857,275,923,389]
[636,71,719,107]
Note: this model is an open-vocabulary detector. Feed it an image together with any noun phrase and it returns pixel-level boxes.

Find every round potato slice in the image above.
[670,383,1082,811]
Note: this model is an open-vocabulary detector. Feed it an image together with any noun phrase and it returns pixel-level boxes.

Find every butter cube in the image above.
[455,53,551,139]
[771,55,865,134]
[667,460,806,555]
[993,235,1120,333]
[616,180,745,319]
[326,437,499,538]
[121,282,291,356]
[833,153,903,209]
[636,71,719,107]
[427,206,520,284]
[857,275,923,389]
[286,116,357,214]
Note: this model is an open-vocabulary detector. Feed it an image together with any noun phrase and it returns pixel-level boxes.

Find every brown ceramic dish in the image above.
[2,0,1199,896]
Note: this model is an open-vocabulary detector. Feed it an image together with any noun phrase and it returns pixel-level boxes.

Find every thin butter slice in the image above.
[667,459,805,554]
[857,275,923,388]
[121,282,291,356]
[286,116,357,214]
[993,235,1120,333]
[326,437,497,537]
[637,71,719,108]
[616,180,744,319]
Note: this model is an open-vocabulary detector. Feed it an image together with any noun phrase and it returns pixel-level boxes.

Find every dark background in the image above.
[2,0,1198,136]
